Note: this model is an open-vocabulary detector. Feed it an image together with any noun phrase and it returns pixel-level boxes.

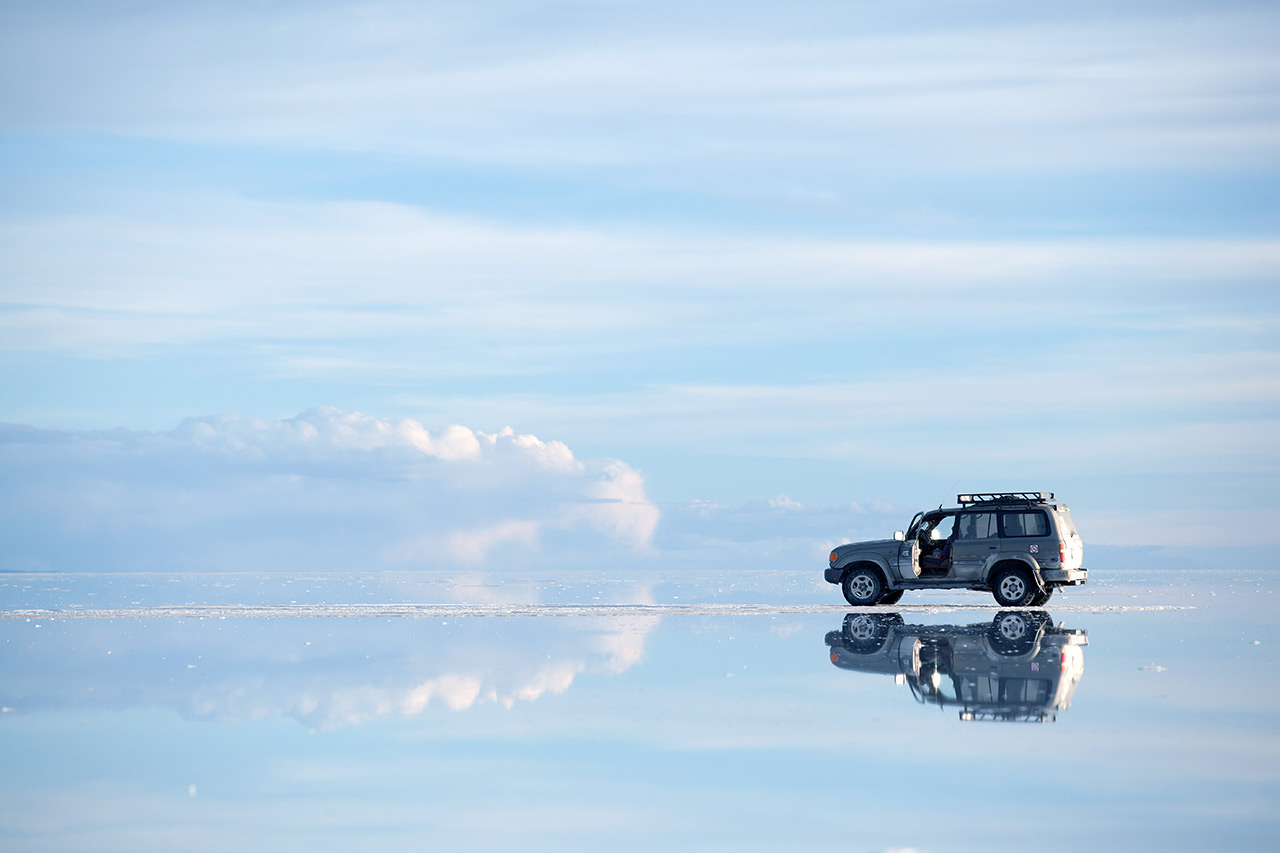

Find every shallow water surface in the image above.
[1,569,1276,851]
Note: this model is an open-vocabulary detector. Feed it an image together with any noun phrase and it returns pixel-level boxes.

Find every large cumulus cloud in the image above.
[0,407,659,571]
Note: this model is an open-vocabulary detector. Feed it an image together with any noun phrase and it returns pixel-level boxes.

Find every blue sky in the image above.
[1,1,1277,568]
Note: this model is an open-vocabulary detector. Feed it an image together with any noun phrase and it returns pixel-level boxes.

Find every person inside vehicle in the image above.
[918,514,957,574]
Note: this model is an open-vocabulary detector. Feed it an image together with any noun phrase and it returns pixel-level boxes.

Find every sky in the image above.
[1,0,1277,570]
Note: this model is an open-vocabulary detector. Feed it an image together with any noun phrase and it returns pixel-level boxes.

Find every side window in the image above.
[930,514,956,539]
[1001,511,1049,538]
[957,512,997,539]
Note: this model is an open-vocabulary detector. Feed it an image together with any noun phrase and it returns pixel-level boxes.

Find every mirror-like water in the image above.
[1,569,1276,851]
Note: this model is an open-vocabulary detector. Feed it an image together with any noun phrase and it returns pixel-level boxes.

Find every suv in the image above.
[824,492,1087,606]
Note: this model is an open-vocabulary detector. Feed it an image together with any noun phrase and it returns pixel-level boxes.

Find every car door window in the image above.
[926,514,956,540]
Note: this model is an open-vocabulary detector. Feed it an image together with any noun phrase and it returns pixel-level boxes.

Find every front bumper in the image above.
[824,566,843,584]
[1040,567,1088,586]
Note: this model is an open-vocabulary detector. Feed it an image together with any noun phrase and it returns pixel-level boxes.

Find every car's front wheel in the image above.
[991,565,1037,607]
[841,567,884,606]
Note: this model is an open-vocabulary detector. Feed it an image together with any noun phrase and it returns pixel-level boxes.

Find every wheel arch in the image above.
[837,558,892,588]
[985,557,1042,588]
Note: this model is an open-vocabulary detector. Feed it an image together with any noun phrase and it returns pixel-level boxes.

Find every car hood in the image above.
[837,538,900,553]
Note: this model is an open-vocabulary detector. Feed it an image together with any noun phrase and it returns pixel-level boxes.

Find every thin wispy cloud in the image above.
[3,3,1276,171]
[2,198,1274,351]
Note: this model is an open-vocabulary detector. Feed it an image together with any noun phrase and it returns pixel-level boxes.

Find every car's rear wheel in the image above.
[841,567,884,606]
[991,565,1037,607]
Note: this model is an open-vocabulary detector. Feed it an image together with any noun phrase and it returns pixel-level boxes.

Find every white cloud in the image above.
[581,460,661,547]
[444,520,541,566]
[173,406,485,462]
[0,407,659,572]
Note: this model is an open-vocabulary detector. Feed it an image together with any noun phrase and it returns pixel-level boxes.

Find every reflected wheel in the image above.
[842,613,895,652]
[990,610,1039,655]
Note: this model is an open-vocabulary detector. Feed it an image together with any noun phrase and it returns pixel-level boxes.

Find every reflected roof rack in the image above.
[959,709,1057,723]
[957,492,1054,507]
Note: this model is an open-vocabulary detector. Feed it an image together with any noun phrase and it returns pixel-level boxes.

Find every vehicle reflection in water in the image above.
[825,612,1087,722]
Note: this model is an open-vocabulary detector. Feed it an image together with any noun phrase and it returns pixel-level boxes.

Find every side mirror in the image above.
[893,530,905,541]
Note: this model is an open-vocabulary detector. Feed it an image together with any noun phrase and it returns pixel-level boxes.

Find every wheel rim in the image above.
[998,614,1027,640]
[848,616,876,640]
[999,574,1027,602]
[849,574,876,601]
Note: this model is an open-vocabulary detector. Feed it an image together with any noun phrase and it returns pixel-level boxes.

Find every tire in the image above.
[879,589,904,606]
[989,610,1039,655]
[991,564,1037,607]
[842,613,895,652]
[1030,586,1055,606]
[841,566,884,606]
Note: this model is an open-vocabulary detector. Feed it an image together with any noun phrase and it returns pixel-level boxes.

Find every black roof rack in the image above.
[957,492,1054,507]
[959,709,1056,723]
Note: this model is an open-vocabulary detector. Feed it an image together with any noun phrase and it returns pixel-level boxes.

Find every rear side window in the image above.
[957,512,997,539]
[1001,510,1050,538]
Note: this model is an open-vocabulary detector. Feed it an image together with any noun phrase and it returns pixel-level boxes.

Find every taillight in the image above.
[1059,541,1066,564]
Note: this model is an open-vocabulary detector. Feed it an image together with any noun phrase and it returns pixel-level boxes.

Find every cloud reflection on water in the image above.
[1,610,659,730]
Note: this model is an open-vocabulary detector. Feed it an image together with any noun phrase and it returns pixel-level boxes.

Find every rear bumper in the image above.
[1041,567,1087,586]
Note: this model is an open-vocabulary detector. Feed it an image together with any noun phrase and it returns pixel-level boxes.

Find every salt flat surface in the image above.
[1,568,1277,851]
[2,602,1192,618]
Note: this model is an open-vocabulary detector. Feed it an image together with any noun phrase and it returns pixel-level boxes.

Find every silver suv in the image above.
[824,492,1087,606]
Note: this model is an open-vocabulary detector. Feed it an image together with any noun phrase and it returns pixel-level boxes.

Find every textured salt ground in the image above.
[0,601,1191,619]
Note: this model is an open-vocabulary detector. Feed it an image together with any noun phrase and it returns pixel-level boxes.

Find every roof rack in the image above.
[959,709,1056,723]
[957,492,1054,506]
